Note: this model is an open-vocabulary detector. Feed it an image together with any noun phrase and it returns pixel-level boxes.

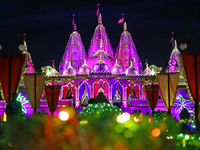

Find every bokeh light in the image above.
[117,114,124,123]
[151,128,161,137]
[59,111,69,121]
[134,117,140,122]
[185,135,189,140]
[117,113,130,123]
[123,113,130,121]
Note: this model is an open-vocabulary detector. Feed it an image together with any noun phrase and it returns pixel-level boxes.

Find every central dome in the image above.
[87,49,115,71]
[93,59,110,72]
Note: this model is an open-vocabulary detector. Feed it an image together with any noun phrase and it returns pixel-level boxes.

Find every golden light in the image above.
[149,118,154,123]
[151,70,155,75]
[134,117,140,122]
[185,135,189,140]
[151,128,161,137]
[80,120,88,125]
[117,114,124,123]
[59,111,69,121]
[3,112,7,122]
[123,113,131,122]
[117,113,131,123]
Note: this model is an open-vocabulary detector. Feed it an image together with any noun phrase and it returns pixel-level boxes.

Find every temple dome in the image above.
[142,67,151,75]
[125,61,138,76]
[87,49,115,70]
[171,40,180,55]
[63,61,76,76]
[78,60,91,75]
[87,38,115,71]
[111,60,124,75]
[142,59,151,75]
[93,59,110,72]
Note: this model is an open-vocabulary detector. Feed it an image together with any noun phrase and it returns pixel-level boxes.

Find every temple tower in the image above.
[115,22,142,73]
[88,14,113,58]
[168,40,181,72]
[59,22,86,74]
[22,39,35,74]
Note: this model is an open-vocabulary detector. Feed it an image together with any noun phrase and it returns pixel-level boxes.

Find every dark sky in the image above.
[0,0,200,71]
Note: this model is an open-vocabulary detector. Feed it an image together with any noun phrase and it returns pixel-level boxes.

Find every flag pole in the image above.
[96,4,100,16]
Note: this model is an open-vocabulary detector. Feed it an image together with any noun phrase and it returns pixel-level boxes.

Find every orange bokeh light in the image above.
[59,111,69,121]
[151,128,161,137]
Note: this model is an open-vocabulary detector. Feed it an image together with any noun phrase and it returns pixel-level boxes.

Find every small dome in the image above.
[142,59,151,75]
[78,60,91,75]
[125,61,138,76]
[93,59,110,72]
[63,61,76,76]
[143,67,151,75]
[111,60,124,75]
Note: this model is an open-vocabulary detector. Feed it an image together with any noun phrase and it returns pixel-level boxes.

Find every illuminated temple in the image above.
[0,14,194,119]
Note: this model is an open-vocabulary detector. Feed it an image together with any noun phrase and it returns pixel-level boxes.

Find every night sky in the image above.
[0,0,200,71]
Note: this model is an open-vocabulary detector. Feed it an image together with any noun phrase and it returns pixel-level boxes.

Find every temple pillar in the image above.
[123,86,127,107]
[109,85,112,100]
[109,85,112,104]
[139,82,143,99]
[90,86,94,98]
[75,86,80,108]
[59,85,63,100]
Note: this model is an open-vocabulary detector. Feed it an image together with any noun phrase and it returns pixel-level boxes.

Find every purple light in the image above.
[93,60,110,72]
[24,53,35,74]
[115,24,143,73]
[88,18,113,57]
[111,60,124,75]
[59,30,86,74]
[87,50,115,70]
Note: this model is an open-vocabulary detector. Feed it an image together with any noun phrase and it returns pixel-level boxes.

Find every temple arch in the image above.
[93,79,109,98]
[79,81,91,105]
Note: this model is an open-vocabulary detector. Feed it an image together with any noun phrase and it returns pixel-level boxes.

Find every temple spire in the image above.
[123,22,127,31]
[145,59,148,68]
[59,19,86,73]
[84,59,86,64]
[98,14,102,25]
[73,23,77,31]
[115,19,143,73]
[100,38,103,49]
[68,61,72,67]
[174,40,177,49]
[23,33,28,52]
[130,61,133,66]
[72,14,77,31]
[22,34,35,74]
[88,10,113,57]
[52,60,55,69]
